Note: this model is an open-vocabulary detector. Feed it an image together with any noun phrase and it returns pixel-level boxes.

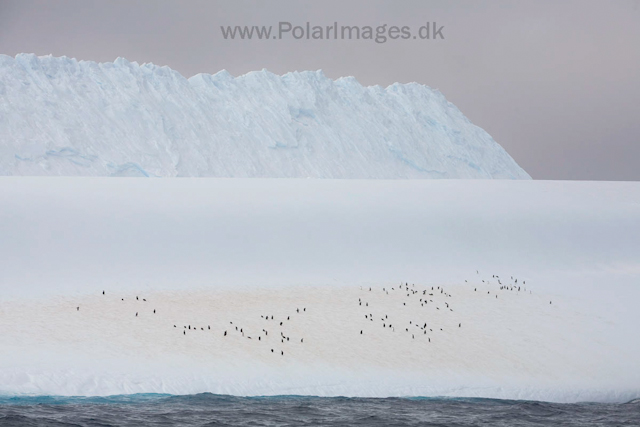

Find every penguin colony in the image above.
[356,272,534,346]
[79,272,537,357]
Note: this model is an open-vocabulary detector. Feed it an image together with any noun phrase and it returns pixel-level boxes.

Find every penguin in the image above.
[102,291,105,295]
[136,312,138,317]
[259,337,261,341]
[271,349,274,353]
[136,296,138,300]
[301,338,303,343]
[360,330,363,334]
[208,326,210,330]
[153,309,156,313]
[224,331,227,336]
[459,323,461,328]
[77,307,79,311]
[183,331,185,335]
[281,351,284,356]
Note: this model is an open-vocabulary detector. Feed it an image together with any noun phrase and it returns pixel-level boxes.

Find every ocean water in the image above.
[0,394,638,426]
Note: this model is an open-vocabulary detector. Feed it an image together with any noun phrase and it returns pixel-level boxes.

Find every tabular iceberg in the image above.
[0,53,530,179]
[0,178,639,402]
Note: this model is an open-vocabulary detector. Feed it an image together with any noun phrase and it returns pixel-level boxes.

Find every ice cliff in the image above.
[0,54,530,178]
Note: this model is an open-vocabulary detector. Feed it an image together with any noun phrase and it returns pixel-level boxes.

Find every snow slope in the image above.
[0,178,638,402]
[0,54,530,179]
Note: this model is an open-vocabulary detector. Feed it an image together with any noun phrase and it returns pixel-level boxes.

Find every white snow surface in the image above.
[0,53,530,179]
[0,178,639,403]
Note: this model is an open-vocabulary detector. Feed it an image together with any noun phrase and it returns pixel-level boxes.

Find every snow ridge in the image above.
[0,53,530,179]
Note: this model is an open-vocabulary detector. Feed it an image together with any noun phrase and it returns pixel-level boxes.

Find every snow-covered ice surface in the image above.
[0,54,530,179]
[0,178,638,402]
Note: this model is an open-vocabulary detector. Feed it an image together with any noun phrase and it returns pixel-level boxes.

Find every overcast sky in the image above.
[0,0,638,180]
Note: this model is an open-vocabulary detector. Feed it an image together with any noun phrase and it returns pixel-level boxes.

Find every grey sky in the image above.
[1,0,638,180]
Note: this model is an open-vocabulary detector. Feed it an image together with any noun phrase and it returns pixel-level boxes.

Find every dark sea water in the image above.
[0,394,638,427]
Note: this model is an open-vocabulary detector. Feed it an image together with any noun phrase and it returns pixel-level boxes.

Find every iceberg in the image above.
[0,54,530,179]
[0,178,638,402]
